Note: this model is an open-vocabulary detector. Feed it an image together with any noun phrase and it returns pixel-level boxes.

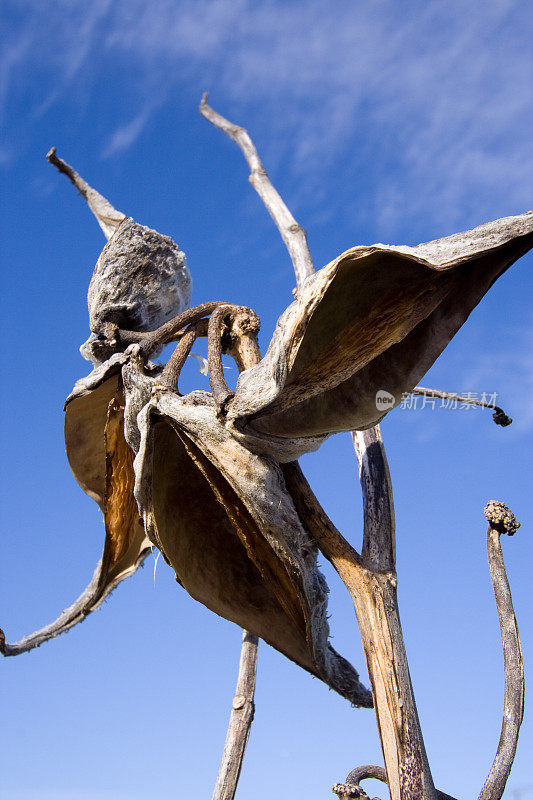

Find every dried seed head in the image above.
[484,501,520,535]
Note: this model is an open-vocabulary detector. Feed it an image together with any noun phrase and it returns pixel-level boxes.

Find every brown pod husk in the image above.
[0,355,151,656]
[124,361,371,707]
[228,211,533,460]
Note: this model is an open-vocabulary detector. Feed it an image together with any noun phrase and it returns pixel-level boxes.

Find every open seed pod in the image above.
[124,361,371,707]
[227,211,533,460]
[46,149,192,363]
[1,354,152,656]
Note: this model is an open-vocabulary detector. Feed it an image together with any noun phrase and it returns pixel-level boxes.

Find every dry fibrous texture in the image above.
[85,218,191,352]
[227,211,533,459]
[3,127,531,800]
[199,95,531,799]
[1,354,152,656]
[47,149,192,364]
[125,356,371,706]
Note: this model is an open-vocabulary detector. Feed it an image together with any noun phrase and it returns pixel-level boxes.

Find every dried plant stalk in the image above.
[201,96,440,798]
[478,502,524,800]
[212,630,259,800]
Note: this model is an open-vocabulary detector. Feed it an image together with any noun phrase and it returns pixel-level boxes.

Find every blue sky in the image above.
[1,1,532,798]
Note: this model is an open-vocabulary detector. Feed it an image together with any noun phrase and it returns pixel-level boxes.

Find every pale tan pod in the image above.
[129,381,372,707]
[228,211,533,459]
[1,356,151,656]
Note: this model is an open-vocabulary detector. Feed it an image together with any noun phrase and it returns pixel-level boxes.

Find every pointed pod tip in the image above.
[46,146,56,162]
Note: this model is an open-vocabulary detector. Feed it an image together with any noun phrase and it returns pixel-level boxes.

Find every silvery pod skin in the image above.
[46,148,192,364]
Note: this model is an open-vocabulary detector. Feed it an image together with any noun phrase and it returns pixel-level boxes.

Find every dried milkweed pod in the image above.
[123,358,371,707]
[0,354,152,655]
[1,145,193,653]
[47,148,192,363]
[227,211,533,460]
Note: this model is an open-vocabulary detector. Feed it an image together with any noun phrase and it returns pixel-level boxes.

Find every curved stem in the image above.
[200,93,314,293]
[212,630,259,800]
[207,303,261,415]
[208,305,236,413]
[332,765,457,800]
[159,324,199,392]
[46,147,125,239]
[411,387,512,427]
[478,502,524,800]
[118,301,228,355]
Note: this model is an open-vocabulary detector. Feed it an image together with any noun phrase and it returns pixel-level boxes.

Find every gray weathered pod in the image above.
[46,148,192,363]
[123,361,371,707]
[227,211,533,460]
[86,217,191,341]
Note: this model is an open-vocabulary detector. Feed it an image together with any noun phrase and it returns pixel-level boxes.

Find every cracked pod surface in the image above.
[44,149,192,363]
[127,374,371,707]
[87,217,192,342]
[228,211,533,460]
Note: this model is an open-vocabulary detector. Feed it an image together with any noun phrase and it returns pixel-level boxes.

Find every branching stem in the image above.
[412,387,512,426]
[200,93,314,293]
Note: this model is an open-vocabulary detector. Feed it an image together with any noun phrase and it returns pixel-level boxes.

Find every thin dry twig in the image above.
[412,387,512,426]
[212,630,259,800]
[199,93,314,292]
[46,147,126,239]
[478,501,524,800]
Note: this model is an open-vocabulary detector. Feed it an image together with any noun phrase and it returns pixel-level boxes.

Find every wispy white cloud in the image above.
[102,100,160,158]
[3,0,531,227]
